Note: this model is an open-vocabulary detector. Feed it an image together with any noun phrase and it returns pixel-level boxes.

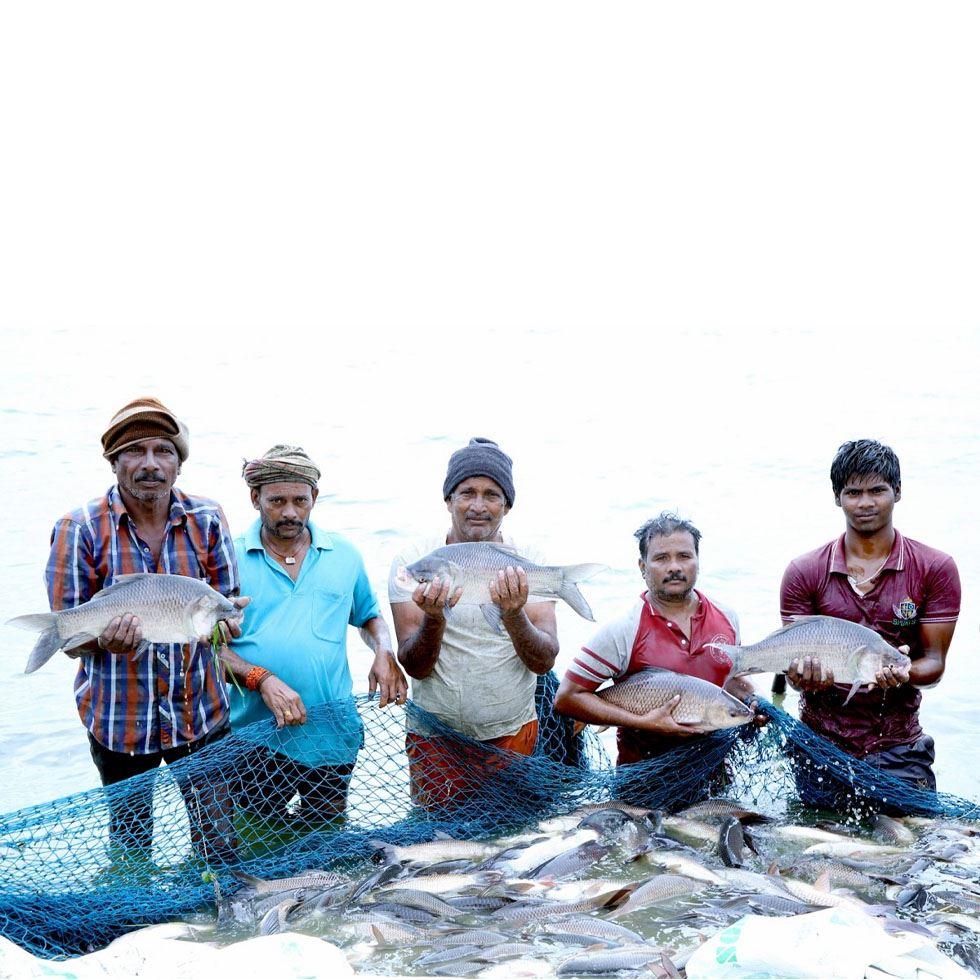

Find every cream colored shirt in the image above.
[388,534,553,741]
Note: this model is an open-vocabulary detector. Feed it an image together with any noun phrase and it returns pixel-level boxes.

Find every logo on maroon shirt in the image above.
[706,633,734,669]
[892,597,918,626]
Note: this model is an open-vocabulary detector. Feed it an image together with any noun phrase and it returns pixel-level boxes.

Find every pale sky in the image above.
[1,1,977,338]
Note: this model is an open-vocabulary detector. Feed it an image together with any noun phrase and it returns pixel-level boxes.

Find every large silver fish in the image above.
[596,668,754,731]
[705,615,911,703]
[401,542,604,632]
[7,573,242,673]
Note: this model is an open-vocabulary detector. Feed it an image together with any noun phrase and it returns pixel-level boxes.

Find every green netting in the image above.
[1,673,977,959]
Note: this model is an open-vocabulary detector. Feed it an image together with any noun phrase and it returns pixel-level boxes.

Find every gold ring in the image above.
[284,711,293,719]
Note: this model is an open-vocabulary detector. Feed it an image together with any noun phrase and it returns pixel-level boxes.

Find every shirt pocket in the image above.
[311,589,352,644]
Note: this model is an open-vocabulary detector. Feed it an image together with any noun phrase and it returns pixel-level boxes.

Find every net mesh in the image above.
[1,673,977,959]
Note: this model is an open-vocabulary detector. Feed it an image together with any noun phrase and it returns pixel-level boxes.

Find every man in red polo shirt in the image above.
[555,512,757,766]
[781,439,960,799]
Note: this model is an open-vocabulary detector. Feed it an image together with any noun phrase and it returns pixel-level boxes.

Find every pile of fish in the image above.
[203,800,980,977]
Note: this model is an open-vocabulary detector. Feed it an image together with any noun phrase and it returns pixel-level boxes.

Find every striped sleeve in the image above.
[565,604,641,691]
[46,517,99,612]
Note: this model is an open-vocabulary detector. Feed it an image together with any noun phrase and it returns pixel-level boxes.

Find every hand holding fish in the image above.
[412,575,463,621]
[212,596,251,644]
[785,656,836,693]
[874,645,911,688]
[488,566,529,620]
[258,676,307,728]
[636,695,716,737]
[97,613,143,654]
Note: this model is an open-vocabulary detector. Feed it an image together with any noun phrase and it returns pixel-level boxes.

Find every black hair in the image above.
[830,439,901,496]
[634,511,701,558]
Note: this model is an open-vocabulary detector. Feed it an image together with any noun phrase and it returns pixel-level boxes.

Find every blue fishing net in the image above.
[1,674,976,959]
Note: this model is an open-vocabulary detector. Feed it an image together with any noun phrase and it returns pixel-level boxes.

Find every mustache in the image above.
[663,573,688,583]
[275,520,304,528]
[135,471,165,482]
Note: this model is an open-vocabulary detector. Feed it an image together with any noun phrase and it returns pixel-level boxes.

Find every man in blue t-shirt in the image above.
[221,444,406,824]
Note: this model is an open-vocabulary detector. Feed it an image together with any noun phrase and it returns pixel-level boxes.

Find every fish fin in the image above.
[92,573,159,595]
[767,861,781,876]
[661,952,682,979]
[6,612,58,632]
[24,626,64,673]
[814,870,831,892]
[484,542,521,557]
[63,632,97,651]
[557,564,605,621]
[370,925,387,946]
[479,603,506,633]
[843,678,863,705]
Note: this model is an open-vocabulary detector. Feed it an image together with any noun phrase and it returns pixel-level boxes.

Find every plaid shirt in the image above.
[45,485,239,754]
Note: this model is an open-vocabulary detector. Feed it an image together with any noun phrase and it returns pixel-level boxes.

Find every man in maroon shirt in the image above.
[781,439,960,802]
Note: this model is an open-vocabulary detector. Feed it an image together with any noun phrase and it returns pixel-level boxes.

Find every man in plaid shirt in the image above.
[45,397,247,860]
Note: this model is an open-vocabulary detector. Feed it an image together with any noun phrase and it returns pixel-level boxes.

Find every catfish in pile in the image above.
[7,573,243,672]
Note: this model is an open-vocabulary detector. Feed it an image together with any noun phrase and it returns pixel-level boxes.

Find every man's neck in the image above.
[118,485,171,527]
[844,524,896,560]
[648,589,699,617]
[446,528,505,545]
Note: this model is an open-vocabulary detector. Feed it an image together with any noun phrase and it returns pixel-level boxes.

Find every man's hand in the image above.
[412,576,463,621]
[785,656,836,693]
[214,596,251,644]
[368,651,408,708]
[489,566,529,620]
[875,647,911,689]
[634,695,714,737]
[258,675,307,728]
[98,614,143,654]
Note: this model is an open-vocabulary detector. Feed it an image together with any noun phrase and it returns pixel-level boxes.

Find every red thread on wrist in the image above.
[245,666,271,691]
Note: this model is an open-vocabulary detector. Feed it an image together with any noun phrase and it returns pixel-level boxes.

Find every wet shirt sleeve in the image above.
[203,505,239,597]
[566,613,634,691]
[349,554,381,627]
[779,559,818,619]
[919,554,961,623]
[46,519,99,611]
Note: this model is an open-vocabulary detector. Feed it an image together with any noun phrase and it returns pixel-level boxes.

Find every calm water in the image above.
[0,323,977,812]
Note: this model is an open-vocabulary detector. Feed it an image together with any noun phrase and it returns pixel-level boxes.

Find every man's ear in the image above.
[894,484,901,503]
[250,488,261,511]
[834,494,842,508]
[311,487,319,506]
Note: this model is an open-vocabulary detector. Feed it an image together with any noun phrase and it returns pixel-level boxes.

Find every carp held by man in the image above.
[400,542,605,632]
[596,668,754,730]
[704,615,912,703]
[6,573,242,673]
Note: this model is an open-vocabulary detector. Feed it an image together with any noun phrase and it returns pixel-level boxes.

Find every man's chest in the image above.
[815,573,923,635]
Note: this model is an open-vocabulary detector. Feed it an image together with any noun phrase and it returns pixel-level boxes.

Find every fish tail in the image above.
[24,626,64,674]
[6,612,57,632]
[558,564,604,621]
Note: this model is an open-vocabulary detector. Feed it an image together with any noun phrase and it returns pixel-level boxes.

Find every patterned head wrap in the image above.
[242,444,321,488]
[101,396,189,462]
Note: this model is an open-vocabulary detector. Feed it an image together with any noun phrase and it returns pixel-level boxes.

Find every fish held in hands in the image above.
[7,573,242,673]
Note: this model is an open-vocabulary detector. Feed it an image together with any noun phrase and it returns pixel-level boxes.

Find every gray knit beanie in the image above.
[442,437,515,507]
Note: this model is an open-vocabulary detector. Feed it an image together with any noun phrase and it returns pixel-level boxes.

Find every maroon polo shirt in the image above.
[780,531,960,757]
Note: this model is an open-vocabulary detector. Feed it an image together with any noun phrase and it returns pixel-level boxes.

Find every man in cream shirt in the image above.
[388,437,558,808]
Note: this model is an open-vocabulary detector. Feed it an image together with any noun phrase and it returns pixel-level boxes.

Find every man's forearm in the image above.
[359,616,393,655]
[554,688,642,728]
[397,616,446,679]
[502,610,558,675]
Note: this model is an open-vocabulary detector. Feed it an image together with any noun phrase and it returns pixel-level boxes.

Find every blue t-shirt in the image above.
[229,520,380,766]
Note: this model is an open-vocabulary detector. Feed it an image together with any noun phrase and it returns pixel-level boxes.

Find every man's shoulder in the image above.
[899,533,957,572]
[172,487,226,517]
[313,527,365,562]
[390,534,446,565]
[784,538,836,576]
[589,598,646,643]
[699,591,739,628]
[55,489,115,530]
